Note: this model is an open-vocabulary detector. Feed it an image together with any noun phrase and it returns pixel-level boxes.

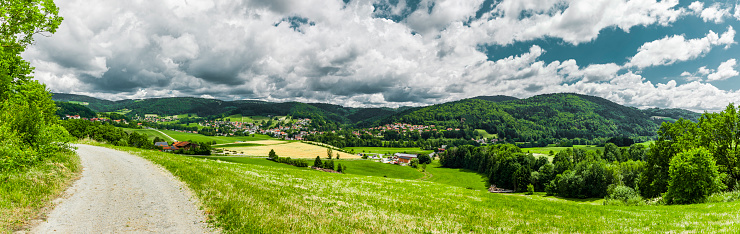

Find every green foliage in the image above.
[603,143,621,162]
[378,93,663,141]
[323,160,335,171]
[273,157,309,168]
[313,156,323,169]
[409,158,420,168]
[604,185,643,206]
[638,119,700,198]
[1,0,67,171]
[417,153,431,164]
[268,149,277,160]
[327,148,333,159]
[526,184,535,195]
[664,148,726,204]
[513,166,531,192]
[55,101,96,118]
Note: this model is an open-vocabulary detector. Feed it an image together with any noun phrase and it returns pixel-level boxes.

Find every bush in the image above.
[410,158,420,168]
[604,185,643,206]
[268,149,277,160]
[664,148,726,204]
[526,184,534,195]
[313,156,322,169]
[417,154,431,164]
[706,190,740,203]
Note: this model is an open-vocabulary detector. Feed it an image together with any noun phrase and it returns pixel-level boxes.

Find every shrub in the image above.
[268,149,277,160]
[664,148,726,204]
[706,190,740,203]
[410,158,419,168]
[526,184,534,195]
[417,154,431,164]
[604,185,643,206]
[313,156,323,169]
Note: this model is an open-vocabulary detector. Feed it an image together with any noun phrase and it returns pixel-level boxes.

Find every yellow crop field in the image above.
[218,142,360,159]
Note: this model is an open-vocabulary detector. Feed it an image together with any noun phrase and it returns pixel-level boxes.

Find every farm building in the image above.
[395,153,417,164]
[173,141,197,150]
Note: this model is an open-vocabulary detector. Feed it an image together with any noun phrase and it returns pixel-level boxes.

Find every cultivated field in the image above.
[217,141,360,159]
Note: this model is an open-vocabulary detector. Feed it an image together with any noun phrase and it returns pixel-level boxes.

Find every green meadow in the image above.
[101,144,740,233]
[422,161,489,191]
[475,129,498,139]
[0,151,80,232]
[124,128,273,144]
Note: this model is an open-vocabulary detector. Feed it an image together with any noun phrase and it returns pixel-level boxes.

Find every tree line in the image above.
[440,104,740,204]
[61,119,211,155]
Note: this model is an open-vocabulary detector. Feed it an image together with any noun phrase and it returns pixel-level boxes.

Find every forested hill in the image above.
[52,92,699,140]
[51,93,405,125]
[375,93,699,141]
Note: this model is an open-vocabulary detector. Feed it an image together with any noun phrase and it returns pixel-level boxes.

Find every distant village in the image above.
[65,113,502,145]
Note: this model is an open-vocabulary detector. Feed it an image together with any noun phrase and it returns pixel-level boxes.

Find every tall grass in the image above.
[0,151,80,232]
[105,144,740,233]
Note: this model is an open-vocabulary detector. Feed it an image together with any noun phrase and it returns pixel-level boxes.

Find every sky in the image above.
[24,0,740,112]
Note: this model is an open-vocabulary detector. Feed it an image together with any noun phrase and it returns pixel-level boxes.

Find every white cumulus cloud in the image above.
[627,27,735,69]
[707,59,739,81]
[689,1,732,23]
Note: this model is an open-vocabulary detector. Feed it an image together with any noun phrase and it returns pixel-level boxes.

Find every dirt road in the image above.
[29,144,213,233]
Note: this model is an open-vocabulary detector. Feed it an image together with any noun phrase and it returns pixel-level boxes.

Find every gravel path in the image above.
[30,144,214,233]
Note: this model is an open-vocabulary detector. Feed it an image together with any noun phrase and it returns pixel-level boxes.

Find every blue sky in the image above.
[24,0,740,112]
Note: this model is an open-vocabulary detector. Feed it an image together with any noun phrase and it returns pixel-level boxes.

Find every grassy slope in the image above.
[126,129,172,141]
[108,145,740,233]
[0,151,80,232]
[344,147,433,155]
[475,129,498,139]
[159,130,272,143]
[422,161,488,191]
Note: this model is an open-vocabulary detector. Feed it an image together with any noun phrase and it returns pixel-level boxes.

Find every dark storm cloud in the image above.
[24,0,740,112]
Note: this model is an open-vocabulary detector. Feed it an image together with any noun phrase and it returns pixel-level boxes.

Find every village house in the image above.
[173,141,197,150]
[394,153,418,164]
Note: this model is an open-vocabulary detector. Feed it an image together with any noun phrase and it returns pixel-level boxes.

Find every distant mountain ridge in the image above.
[52,92,700,140]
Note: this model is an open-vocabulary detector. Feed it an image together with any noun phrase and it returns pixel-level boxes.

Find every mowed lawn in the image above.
[344,147,433,155]
[106,144,740,233]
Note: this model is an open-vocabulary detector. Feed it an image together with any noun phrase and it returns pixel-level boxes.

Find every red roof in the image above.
[173,141,190,147]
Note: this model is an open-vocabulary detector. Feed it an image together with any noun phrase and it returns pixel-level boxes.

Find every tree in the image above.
[698,104,740,190]
[268,149,277,160]
[336,152,340,160]
[313,156,322,169]
[327,148,333,159]
[603,143,621,162]
[417,153,432,164]
[336,163,343,173]
[526,184,535,195]
[513,166,531,192]
[639,119,699,198]
[664,148,726,204]
[1,0,67,170]
[324,160,334,170]
[410,158,419,168]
